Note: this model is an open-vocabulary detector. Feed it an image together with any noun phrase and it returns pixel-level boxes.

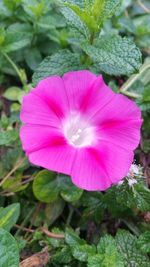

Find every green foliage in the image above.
[0,130,19,146]
[33,172,83,203]
[33,170,58,203]
[0,203,20,231]
[137,231,150,253]
[3,87,25,102]
[65,228,96,262]
[116,230,150,267]
[115,180,150,212]
[0,228,19,267]
[83,35,142,76]
[59,175,83,202]
[1,23,32,53]
[88,235,124,267]
[0,0,150,266]
[32,50,82,85]
[61,0,121,34]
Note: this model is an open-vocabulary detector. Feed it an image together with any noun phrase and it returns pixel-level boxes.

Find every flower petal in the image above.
[95,94,142,150]
[22,124,76,174]
[20,92,61,128]
[20,124,66,154]
[33,76,69,119]
[63,70,115,117]
[28,145,76,175]
[71,141,133,191]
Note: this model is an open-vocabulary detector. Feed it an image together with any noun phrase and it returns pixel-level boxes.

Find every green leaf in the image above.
[102,0,122,21]
[115,230,150,267]
[52,246,72,264]
[33,170,59,203]
[83,35,142,76]
[65,228,96,262]
[3,0,21,11]
[0,130,19,146]
[24,48,42,71]
[0,228,19,267]
[59,175,83,202]
[137,231,150,253]
[98,235,124,267]
[0,203,20,231]
[3,87,23,101]
[81,192,105,223]
[61,0,121,33]
[88,235,124,267]
[2,23,32,53]
[133,15,150,36]
[60,6,89,37]
[0,28,6,46]
[32,50,82,85]
[143,86,150,102]
[2,173,28,193]
[116,182,150,212]
[134,184,150,211]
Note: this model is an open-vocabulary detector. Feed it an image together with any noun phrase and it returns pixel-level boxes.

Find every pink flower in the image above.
[20,70,142,191]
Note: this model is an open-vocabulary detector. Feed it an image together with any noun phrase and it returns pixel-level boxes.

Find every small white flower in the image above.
[127,164,140,177]
[128,178,137,187]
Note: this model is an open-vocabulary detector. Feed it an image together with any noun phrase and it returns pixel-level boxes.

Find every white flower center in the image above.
[63,113,95,148]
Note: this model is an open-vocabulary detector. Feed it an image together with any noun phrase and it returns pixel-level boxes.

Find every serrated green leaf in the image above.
[65,228,96,262]
[61,0,121,33]
[0,203,20,231]
[116,230,150,267]
[33,170,58,203]
[116,181,150,212]
[0,228,19,267]
[102,0,122,21]
[60,6,89,37]
[32,50,82,85]
[52,246,72,264]
[137,231,150,253]
[83,35,142,76]
[59,175,83,202]
[98,235,124,267]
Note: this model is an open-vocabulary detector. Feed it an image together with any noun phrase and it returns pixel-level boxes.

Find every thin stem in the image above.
[121,91,141,99]
[0,177,34,196]
[66,206,74,225]
[2,52,26,86]
[15,224,35,233]
[40,227,65,239]
[137,0,150,14]
[15,225,65,239]
[0,158,25,187]
[120,61,150,92]
[15,207,35,237]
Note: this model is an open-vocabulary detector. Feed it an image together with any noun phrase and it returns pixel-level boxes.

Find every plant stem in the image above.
[120,61,150,92]
[0,157,25,187]
[137,0,150,14]
[121,91,141,99]
[40,227,65,239]
[2,52,26,86]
